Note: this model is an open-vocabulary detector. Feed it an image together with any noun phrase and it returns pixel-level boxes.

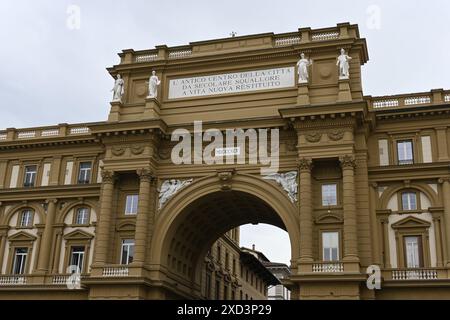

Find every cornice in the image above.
[0,184,101,202]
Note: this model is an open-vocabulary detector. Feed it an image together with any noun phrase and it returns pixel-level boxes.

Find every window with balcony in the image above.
[75,207,90,225]
[322,231,339,261]
[77,162,92,184]
[401,192,417,211]
[120,239,135,265]
[321,184,337,206]
[397,140,414,165]
[69,246,85,273]
[23,165,37,187]
[404,236,423,268]
[124,194,138,215]
[12,248,28,274]
[19,210,33,227]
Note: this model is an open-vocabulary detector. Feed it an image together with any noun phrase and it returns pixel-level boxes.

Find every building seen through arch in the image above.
[1,23,450,299]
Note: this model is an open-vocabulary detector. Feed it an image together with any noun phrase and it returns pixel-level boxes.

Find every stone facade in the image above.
[1,23,450,299]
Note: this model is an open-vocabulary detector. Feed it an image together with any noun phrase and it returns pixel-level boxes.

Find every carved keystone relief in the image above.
[158,179,194,209]
[263,171,298,203]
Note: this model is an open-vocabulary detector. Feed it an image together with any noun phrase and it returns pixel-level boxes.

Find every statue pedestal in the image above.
[143,97,161,119]
[337,78,352,102]
[108,100,123,122]
[297,83,310,106]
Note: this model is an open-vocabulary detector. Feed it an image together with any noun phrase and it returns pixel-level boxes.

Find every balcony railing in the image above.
[312,262,344,273]
[391,268,439,280]
[368,89,450,111]
[0,275,28,285]
[102,266,129,277]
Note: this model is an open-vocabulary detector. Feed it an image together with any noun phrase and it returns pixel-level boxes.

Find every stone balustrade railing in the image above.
[369,89,450,111]
[0,275,28,285]
[391,268,439,280]
[312,262,344,273]
[102,266,129,277]
[128,23,356,63]
[0,123,95,143]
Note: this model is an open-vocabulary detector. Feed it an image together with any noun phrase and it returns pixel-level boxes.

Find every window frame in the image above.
[17,209,34,228]
[11,247,29,275]
[124,194,139,215]
[120,239,135,265]
[69,246,86,273]
[399,191,420,212]
[23,165,38,187]
[396,139,414,165]
[321,231,340,262]
[77,161,92,184]
[321,183,338,207]
[73,207,91,226]
[403,235,424,268]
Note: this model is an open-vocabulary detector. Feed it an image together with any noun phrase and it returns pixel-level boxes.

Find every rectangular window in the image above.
[215,280,220,300]
[75,208,89,225]
[78,162,92,184]
[402,192,417,211]
[12,248,28,274]
[205,272,212,299]
[70,246,85,273]
[120,239,135,265]
[322,184,337,206]
[23,165,37,187]
[322,231,339,261]
[124,194,139,215]
[404,236,423,268]
[397,140,414,165]
[20,210,33,227]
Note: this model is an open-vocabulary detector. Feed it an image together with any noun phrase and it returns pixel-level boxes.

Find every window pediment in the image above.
[63,229,94,240]
[315,213,343,224]
[391,216,430,229]
[8,231,37,242]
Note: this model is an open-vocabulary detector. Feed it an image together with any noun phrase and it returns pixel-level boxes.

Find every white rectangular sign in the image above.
[215,147,241,157]
[168,66,295,99]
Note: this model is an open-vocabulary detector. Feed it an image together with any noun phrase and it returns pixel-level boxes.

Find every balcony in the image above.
[102,266,129,277]
[312,262,344,273]
[383,268,446,281]
[0,275,28,285]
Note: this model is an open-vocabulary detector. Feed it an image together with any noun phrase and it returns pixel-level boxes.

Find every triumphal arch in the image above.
[1,23,450,299]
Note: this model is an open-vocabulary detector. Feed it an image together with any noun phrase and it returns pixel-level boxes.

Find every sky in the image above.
[1,0,450,265]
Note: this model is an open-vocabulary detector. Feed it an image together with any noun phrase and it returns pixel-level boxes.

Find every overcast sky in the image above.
[1,0,449,264]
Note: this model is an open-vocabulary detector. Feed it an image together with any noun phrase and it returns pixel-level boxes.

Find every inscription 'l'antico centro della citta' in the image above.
[263,171,298,203]
[158,179,194,209]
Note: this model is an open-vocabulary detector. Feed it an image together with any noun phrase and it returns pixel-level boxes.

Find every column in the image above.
[340,155,359,262]
[369,183,381,265]
[133,168,153,265]
[380,217,391,268]
[298,158,313,262]
[0,203,6,273]
[431,213,443,267]
[51,230,63,273]
[441,179,450,266]
[37,199,57,272]
[93,170,116,266]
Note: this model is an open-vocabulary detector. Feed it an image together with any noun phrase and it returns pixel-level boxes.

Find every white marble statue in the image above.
[296,53,313,84]
[263,171,298,203]
[158,178,193,209]
[336,48,352,79]
[111,74,124,101]
[148,70,161,99]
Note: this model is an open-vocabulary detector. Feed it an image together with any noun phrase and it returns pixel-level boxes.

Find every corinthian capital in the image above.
[137,168,154,182]
[297,158,313,172]
[339,155,356,169]
[101,170,116,184]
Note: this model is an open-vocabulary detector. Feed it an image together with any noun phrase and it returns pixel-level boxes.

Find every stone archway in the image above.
[149,173,300,299]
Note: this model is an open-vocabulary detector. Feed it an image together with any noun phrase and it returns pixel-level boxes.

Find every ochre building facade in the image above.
[1,23,450,299]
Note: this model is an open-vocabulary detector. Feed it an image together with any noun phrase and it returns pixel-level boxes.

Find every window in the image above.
[20,210,33,227]
[217,244,221,264]
[322,231,339,261]
[124,194,139,215]
[75,208,89,225]
[23,165,37,187]
[12,248,28,274]
[78,162,92,184]
[404,236,423,268]
[224,285,228,300]
[215,280,220,300]
[225,252,229,270]
[70,246,85,273]
[322,184,337,206]
[397,140,414,165]
[120,239,135,264]
[402,192,417,211]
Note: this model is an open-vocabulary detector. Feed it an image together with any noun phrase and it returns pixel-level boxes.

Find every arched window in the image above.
[74,207,90,225]
[19,209,34,227]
